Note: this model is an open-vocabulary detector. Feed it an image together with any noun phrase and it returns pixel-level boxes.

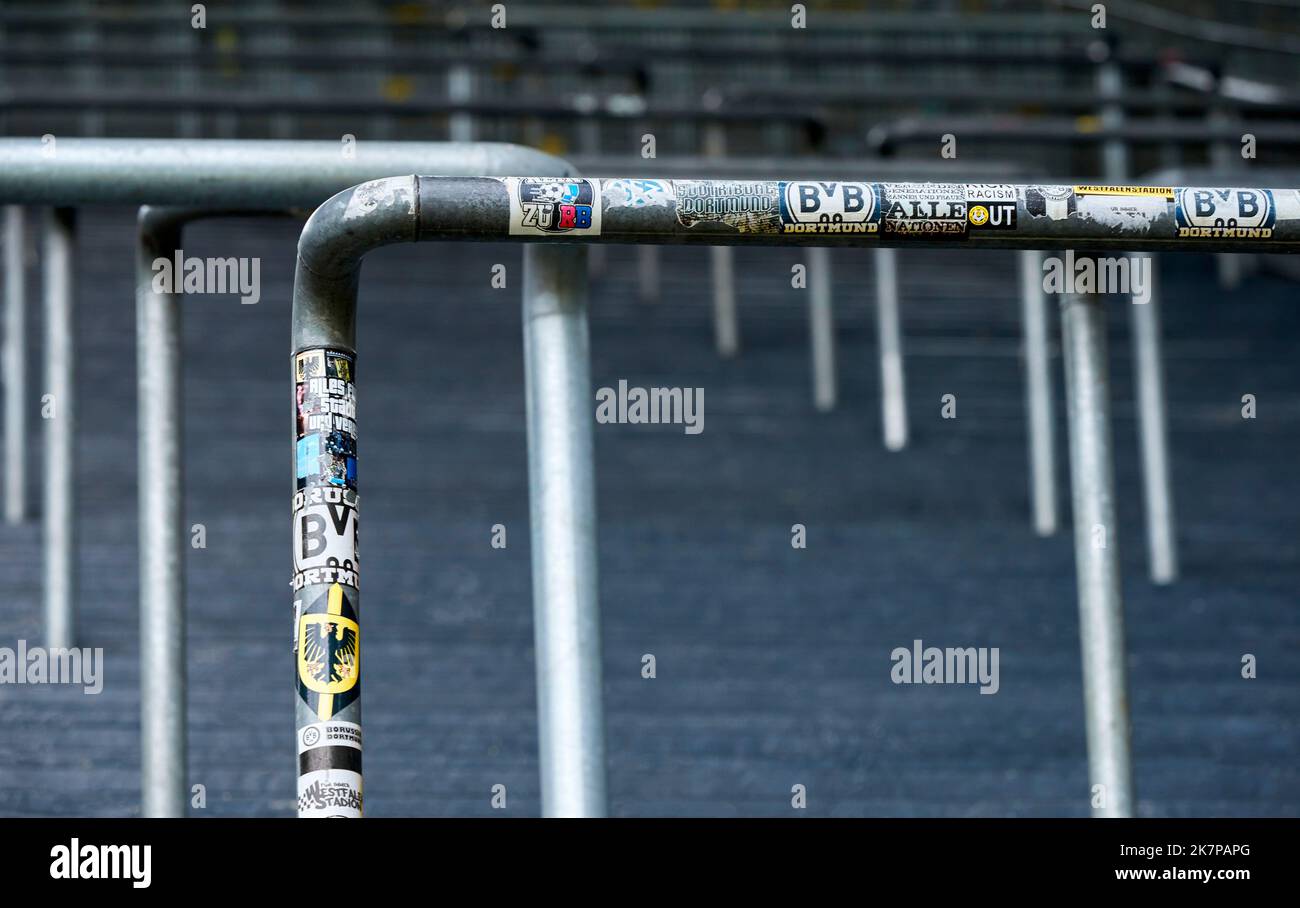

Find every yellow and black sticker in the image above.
[1074,185,1174,199]
[297,582,360,721]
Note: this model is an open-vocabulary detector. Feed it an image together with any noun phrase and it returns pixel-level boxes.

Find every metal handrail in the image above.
[0,138,591,821]
[291,174,1300,818]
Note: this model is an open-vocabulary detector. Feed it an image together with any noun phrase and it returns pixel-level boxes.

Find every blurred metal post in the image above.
[448,64,474,143]
[1059,289,1135,818]
[522,244,608,817]
[1208,82,1244,290]
[43,206,76,649]
[1100,59,1179,585]
[1130,255,1178,583]
[4,205,27,523]
[637,245,660,304]
[136,207,187,817]
[1096,57,1129,191]
[874,247,907,451]
[704,124,738,357]
[1020,250,1057,536]
[807,246,835,411]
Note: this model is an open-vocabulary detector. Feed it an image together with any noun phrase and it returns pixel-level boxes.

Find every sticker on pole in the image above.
[964,184,1019,231]
[292,487,359,591]
[298,768,363,818]
[778,181,880,235]
[674,181,781,233]
[297,582,359,722]
[880,183,967,237]
[1175,188,1275,239]
[506,178,602,236]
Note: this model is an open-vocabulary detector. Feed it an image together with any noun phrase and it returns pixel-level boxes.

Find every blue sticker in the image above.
[296,435,320,479]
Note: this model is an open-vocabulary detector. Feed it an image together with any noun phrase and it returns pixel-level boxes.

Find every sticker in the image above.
[1025,185,1075,221]
[297,768,363,818]
[603,178,673,209]
[1074,185,1174,198]
[297,582,360,721]
[1076,191,1167,231]
[779,181,879,235]
[296,349,357,492]
[299,720,363,754]
[881,183,967,237]
[965,184,1018,231]
[674,180,781,233]
[1175,188,1274,239]
[292,487,359,591]
[507,178,601,236]
[1274,189,1300,222]
[298,721,363,782]
[295,434,321,480]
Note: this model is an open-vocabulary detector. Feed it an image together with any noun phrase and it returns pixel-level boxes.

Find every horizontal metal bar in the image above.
[870,116,1300,150]
[0,139,575,207]
[573,155,1044,180]
[0,91,817,126]
[394,177,1300,254]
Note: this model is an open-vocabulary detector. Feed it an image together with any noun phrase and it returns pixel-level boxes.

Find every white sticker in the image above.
[298,721,362,754]
[1176,187,1274,238]
[603,178,673,209]
[292,487,359,591]
[780,181,879,234]
[297,768,362,818]
[506,178,602,237]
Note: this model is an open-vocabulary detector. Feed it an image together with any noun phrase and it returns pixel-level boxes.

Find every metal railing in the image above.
[0,137,589,819]
[290,174,1300,818]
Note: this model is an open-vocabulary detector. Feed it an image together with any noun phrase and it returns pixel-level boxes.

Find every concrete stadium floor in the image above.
[0,208,1296,816]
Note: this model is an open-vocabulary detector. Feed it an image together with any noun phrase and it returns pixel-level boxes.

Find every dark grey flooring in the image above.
[0,208,1296,816]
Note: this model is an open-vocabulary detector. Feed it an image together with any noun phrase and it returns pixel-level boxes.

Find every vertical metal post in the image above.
[136,209,187,817]
[637,245,660,304]
[808,246,836,411]
[1019,250,1057,536]
[1208,86,1244,290]
[448,64,474,143]
[874,247,907,451]
[43,207,76,649]
[1059,289,1135,818]
[4,205,27,524]
[704,124,738,357]
[522,244,607,818]
[1100,57,1178,585]
[711,246,739,357]
[1096,58,1129,190]
[1130,255,1178,583]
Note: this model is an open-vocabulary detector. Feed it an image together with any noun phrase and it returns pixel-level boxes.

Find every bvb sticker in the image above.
[297,582,360,721]
[1176,188,1275,239]
[779,181,880,235]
